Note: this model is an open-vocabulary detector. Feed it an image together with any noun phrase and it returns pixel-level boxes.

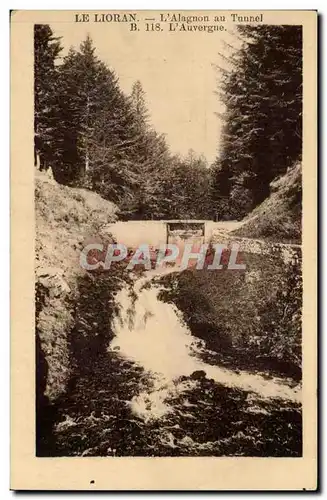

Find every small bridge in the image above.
[166,220,205,244]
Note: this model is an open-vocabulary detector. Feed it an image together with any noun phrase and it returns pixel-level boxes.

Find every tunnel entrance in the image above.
[166,221,206,250]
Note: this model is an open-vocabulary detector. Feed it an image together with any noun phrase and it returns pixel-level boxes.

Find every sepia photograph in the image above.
[11,9,317,490]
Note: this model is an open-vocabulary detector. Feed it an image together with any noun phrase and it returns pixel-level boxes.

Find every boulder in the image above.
[190,369,206,381]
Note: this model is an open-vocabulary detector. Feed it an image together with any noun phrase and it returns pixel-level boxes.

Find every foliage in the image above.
[234,163,302,243]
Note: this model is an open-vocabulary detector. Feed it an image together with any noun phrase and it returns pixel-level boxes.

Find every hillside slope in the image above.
[233,164,302,244]
[35,169,118,403]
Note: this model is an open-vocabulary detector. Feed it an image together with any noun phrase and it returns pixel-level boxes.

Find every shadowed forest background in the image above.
[35,24,302,222]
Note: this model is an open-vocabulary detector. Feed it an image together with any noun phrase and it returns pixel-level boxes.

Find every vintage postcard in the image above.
[11,10,317,490]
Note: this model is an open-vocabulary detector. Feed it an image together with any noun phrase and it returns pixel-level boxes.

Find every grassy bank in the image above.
[159,250,302,381]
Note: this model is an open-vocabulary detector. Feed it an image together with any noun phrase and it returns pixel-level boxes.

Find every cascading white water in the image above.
[110,270,301,422]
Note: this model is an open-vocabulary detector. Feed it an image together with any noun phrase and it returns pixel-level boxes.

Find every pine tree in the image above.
[53,36,139,192]
[120,80,172,220]
[131,80,150,133]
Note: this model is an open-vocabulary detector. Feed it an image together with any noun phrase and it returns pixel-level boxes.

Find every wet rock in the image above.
[36,266,70,298]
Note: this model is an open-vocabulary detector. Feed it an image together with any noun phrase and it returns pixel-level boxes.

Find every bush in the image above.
[254,256,302,369]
